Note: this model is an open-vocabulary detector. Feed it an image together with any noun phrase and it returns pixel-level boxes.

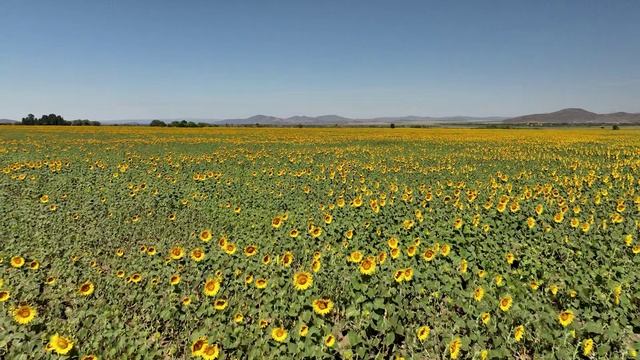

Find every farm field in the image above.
[0,126,639,359]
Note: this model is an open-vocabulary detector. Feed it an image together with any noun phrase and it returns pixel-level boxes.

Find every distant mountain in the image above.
[97,115,507,126]
[0,119,17,124]
[215,115,506,125]
[505,108,640,124]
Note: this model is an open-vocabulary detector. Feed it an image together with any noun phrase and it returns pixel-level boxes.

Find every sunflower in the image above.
[377,251,387,264]
[323,213,333,224]
[324,334,336,347]
[289,229,299,238]
[481,312,490,325]
[217,236,227,248]
[191,337,207,357]
[499,295,512,311]
[10,256,25,268]
[613,285,622,305]
[191,248,205,262]
[312,259,322,273]
[203,278,221,297]
[234,313,244,324]
[441,244,451,257]
[81,355,98,360]
[243,245,258,257]
[224,243,237,255]
[181,296,192,306]
[505,253,515,265]
[514,325,525,342]
[201,344,220,360]
[582,338,594,356]
[13,304,37,325]
[28,260,39,270]
[459,259,468,273]
[299,324,309,337]
[147,246,157,256]
[622,234,633,246]
[293,272,313,291]
[271,327,288,342]
[262,255,271,265]
[495,275,504,287]
[558,310,574,327]
[390,248,401,259]
[348,251,363,263]
[170,274,181,285]
[130,273,142,283]
[169,246,185,260]
[403,268,414,281]
[310,226,322,238]
[255,278,268,289]
[449,337,462,359]
[553,212,564,223]
[312,298,334,315]
[79,281,95,296]
[213,299,228,310]
[473,287,484,302]
[115,248,125,257]
[359,257,376,275]
[200,229,213,242]
[272,216,283,229]
[406,246,417,257]
[526,217,536,229]
[417,325,430,341]
[529,279,541,290]
[116,270,125,278]
[423,248,436,261]
[48,334,73,355]
[281,251,293,267]
[0,291,9,302]
[393,269,405,283]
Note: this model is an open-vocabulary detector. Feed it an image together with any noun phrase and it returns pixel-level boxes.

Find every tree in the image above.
[150,120,167,127]
[390,123,396,129]
[21,114,36,125]
[612,125,620,130]
[20,114,98,126]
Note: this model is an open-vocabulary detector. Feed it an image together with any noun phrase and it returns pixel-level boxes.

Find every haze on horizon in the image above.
[1,0,639,121]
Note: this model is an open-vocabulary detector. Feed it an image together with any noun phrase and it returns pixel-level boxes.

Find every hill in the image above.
[504,108,640,124]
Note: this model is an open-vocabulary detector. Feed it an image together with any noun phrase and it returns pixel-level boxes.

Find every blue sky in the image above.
[1,0,639,120]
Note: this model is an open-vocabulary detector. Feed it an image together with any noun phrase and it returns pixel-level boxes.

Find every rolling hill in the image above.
[504,108,640,124]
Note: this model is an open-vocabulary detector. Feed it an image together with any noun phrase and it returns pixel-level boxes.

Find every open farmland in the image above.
[0,126,639,359]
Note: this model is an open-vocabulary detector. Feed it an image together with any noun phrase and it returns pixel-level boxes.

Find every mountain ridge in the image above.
[504,108,640,124]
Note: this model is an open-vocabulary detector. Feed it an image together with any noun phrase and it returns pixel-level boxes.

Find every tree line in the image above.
[21,114,100,126]
[150,120,214,127]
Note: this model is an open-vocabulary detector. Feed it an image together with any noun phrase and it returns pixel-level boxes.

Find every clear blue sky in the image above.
[1,0,639,120]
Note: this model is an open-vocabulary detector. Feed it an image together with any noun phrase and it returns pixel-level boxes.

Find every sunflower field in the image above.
[0,126,639,359]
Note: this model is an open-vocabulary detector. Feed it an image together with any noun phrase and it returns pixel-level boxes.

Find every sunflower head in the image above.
[293,272,313,291]
[312,298,334,315]
[79,281,95,296]
[13,304,37,325]
[271,327,288,342]
[48,334,74,355]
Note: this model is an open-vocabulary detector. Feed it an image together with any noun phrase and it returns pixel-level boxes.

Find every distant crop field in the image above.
[0,126,639,359]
